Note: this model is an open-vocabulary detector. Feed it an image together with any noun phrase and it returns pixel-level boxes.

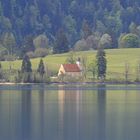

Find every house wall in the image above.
[65,72,82,77]
[58,65,66,76]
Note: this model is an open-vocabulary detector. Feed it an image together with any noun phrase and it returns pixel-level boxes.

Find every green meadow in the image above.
[1,48,140,80]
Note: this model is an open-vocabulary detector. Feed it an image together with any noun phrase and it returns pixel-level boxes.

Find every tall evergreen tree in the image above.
[96,47,107,80]
[21,54,32,73]
[21,54,32,82]
[37,59,45,77]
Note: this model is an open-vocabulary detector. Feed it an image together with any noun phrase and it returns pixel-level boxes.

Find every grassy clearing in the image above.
[1,48,140,80]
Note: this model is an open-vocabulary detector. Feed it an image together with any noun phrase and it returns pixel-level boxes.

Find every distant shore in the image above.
[0,81,139,85]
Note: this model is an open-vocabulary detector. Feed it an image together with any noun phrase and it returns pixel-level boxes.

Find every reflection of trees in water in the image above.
[57,85,107,140]
[97,84,106,140]
[38,84,45,140]
[21,84,46,140]
[21,85,32,140]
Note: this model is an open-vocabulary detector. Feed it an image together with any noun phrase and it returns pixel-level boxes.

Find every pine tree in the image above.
[21,55,32,82]
[96,47,107,80]
[37,59,45,77]
[21,55,32,73]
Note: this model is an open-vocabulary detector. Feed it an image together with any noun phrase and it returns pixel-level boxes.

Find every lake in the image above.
[0,84,140,140]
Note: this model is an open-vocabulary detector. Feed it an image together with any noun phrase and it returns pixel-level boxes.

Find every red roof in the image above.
[62,64,81,72]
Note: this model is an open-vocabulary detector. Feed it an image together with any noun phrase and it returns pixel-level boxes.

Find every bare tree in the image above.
[88,61,97,80]
[124,62,130,82]
[81,56,87,79]
[136,60,140,82]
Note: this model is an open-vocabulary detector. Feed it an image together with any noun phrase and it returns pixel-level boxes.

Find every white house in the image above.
[58,63,82,77]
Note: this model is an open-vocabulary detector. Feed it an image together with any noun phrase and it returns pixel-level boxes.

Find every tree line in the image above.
[0,0,140,59]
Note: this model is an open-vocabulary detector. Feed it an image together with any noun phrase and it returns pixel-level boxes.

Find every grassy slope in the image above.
[1,48,140,80]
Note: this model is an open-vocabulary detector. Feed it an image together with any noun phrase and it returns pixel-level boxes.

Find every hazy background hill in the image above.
[0,0,140,58]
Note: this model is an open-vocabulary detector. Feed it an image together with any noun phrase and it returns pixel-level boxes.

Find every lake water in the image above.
[0,84,140,140]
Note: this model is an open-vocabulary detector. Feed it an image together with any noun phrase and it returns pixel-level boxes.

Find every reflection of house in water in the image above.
[58,86,65,140]
[57,85,107,140]
[58,85,82,140]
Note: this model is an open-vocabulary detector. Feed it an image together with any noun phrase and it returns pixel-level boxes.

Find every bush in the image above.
[99,34,112,49]
[15,71,22,83]
[32,72,50,83]
[119,33,140,48]
[74,39,89,51]
[34,48,49,57]
[86,35,100,50]
[42,74,50,83]
[26,51,35,58]
[33,34,49,49]
[4,55,16,61]
[22,72,32,83]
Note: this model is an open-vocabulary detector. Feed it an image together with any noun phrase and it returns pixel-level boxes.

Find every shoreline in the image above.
[0,81,140,85]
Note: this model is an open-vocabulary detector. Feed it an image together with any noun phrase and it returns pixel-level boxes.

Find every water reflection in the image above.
[97,84,106,140]
[21,85,32,140]
[0,85,140,140]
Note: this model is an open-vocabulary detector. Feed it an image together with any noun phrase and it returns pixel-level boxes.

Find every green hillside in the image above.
[1,48,140,80]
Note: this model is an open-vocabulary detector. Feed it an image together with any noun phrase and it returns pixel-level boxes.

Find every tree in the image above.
[99,34,112,49]
[96,47,107,80]
[104,15,122,48]
[43,14,52,32]
[88,61,97,80]
[81,56,87,79]
[0,63,3,79]
[95,20,106,34]
[22,35,35,55]
[3,32,16,55]
[2,17,12,31]
[129,22,137,34]
[37,59,45,77]
[119,33,140,48]
[86,34,100,50]
[54,28,69,54]
[66,51,76,64]
[63,15,77,46]
[124,62,130,82]
[74,39,88,51]
[81,20,92,39]
[34,48,49,57]
[33,34,49,48]
[135,60,140,82]
[21,55,32,73]
[21,55,32,82]
[136,26,140,37]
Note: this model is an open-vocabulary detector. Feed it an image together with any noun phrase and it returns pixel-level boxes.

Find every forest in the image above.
[0,0,140,59]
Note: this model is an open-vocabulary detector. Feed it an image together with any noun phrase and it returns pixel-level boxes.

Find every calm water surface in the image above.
[0,84,140,140]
